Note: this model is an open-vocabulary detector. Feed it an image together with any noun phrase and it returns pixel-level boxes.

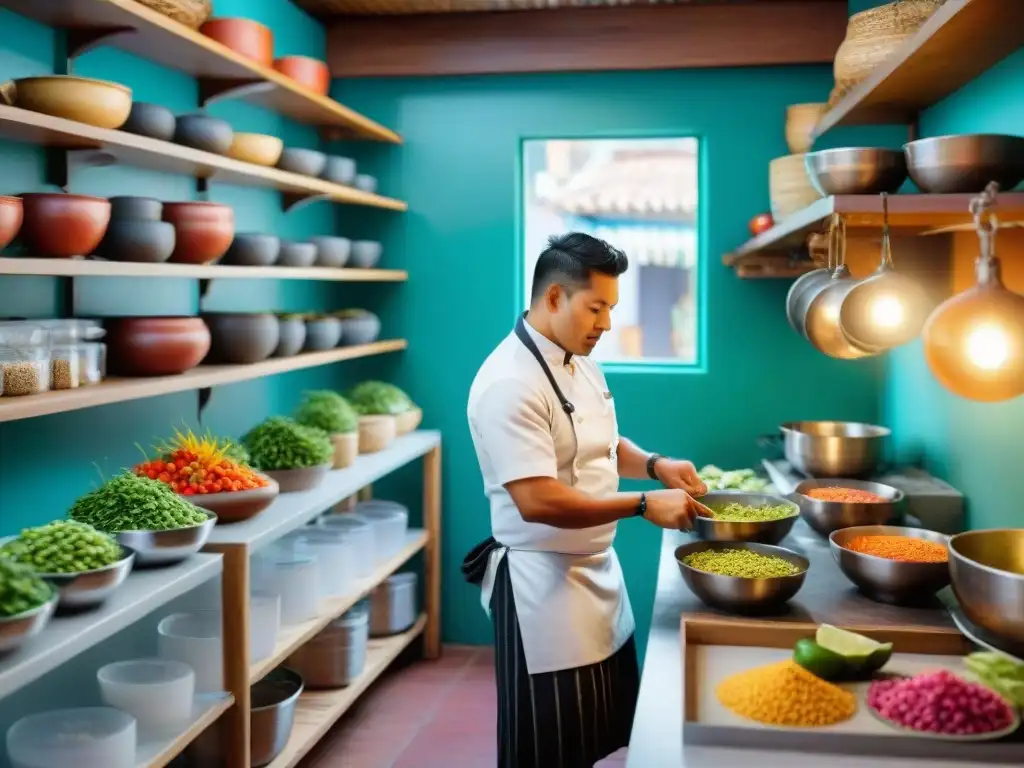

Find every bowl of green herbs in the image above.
[0,558,58,652]
[242,416,334,492]
[693,491,800,545]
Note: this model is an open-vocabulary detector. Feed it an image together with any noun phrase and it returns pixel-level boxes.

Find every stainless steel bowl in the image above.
[779,420,890,477]
[694,491,799,545]
[41,547,136,610]
[949,529,1024,643]
[793,478,903,537]
[251,667,304,768]
[904,134,1024,194]
[675,540,808,614]
[805,147,907,196]
[115,511,217,567]
[0,593,58,653]
[830,525,950,605]
[786,267,832,335]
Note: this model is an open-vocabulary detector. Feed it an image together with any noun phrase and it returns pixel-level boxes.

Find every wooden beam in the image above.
[325,1,848,78]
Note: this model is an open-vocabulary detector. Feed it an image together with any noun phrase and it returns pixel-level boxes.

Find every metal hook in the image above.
[970,181,1000,236]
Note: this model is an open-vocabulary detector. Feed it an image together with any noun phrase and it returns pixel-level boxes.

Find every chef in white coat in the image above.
[464,232,711,768]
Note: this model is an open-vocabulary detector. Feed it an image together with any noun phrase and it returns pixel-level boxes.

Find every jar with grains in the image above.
[49,345,81,390]
[0,322,47,348]
[78,341,106,385]
[0,347,50,397]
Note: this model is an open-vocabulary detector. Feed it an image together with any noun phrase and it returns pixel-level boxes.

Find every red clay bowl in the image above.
[200,18,274,67]
[180,475,279,524]
[0,196,23,251]
[162,202,234,264]
[272,56,329,96]
[19,193,110,258]
[105,316,211,376]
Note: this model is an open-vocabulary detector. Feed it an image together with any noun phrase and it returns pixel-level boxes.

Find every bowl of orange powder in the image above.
[829,525,951,605]
[793,478,904,536]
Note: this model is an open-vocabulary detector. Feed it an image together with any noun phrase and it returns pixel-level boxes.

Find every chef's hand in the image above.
[654,458,708,497]
[645,489,713,531]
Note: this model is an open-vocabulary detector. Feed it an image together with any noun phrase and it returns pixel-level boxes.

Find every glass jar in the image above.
[49,345,82,390]
[78,342,106,386]
[0,323,47,348]
[0,347,50,397]
[35,319,105,343]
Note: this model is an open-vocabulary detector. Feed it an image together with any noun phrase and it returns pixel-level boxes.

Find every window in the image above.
[522,137,699,365]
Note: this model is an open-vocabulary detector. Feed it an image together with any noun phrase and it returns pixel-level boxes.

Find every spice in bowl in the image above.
[845,534,947,563]
[806,486,888,503]
[705,501,795,523]
[0,520,124,573]
[70,471,210,532]
[682,549,802,579]
[135,428,269,496]
[717,659,856,727]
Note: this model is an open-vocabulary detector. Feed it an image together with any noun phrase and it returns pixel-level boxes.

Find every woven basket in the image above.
[769,154,823,221]
[134,0,212,29]
[394,407,423,436]
[358,415,396,454]
[831,0,944,104]
[785,103,829,154]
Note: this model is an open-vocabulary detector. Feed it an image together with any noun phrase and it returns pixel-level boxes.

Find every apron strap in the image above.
[461,536,500,586]
[514,313,574,417]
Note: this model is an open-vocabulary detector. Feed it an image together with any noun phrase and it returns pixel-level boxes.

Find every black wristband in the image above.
[646,453,664,481]
[635,492,647,518]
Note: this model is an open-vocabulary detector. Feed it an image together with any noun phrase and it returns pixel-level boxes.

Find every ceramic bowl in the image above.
[277,148,327,177]
[200,18,273,66]
[277,240,317,268]
[162,201,235,264]
[2,75,131,129]
[116,511,217,567]
[273,56,330,95]
[304,316,342,350]
[322,156,356,185]
[122,102,176,142]
[337,310,380,346]
[354,174,377,193]
[274,315,306,357]
[95,219,176,263]
[173,113,234,155]
[222,233,280,266]
[227,132,284,167]
[349,240,382,269]
[105,316,211,376]
[109,196,162,221]
[20,193,111,258]
[311,236,351,268]
[203,312,280,364]
[0,196,23,251]
[182,476,279,524]
[264,464,332,493]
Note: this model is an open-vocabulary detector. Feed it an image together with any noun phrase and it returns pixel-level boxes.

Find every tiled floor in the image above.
[301,644,629,768]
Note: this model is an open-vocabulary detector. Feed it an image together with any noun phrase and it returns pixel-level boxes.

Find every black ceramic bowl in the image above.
[122,102,176,142]
[94,219,176,263]
[222,233,280,267]
[109,196,163,221]
[274,315,307,357]
[277,148,327,177]
[304,316,342,351]
[310,236,351,268]
[322,155,356,185]
[277,240,317,268]
[174,113,234,155]
[203,313,281,364]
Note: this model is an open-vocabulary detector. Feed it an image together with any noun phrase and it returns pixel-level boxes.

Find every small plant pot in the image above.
[331,432,359,469]
[264,464,332,493]
[395,407,422,436]
[358,415,396,454]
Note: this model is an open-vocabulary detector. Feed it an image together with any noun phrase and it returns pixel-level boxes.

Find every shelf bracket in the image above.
[282,192,331,213]
[55,26,136,75]
[59,276,78,317]
[195,177,211,198]
[319,126,364,143]
[44,147,118,192]
[199,278,213,300]
[198,78,273,108]
[197,387,213,423]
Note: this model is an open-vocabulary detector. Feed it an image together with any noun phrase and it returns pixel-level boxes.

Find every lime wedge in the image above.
[816,624,893,672]
[793,638,852,681]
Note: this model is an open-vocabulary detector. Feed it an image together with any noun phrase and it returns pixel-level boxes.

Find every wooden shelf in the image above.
[137,693,232,768]
[249,530,428,683]
[0,339,407,423]
[814,0,1024,137]
[2,0,399,142]
[0,106,407,212]
[267,614,427,768]
[0,257,407,282]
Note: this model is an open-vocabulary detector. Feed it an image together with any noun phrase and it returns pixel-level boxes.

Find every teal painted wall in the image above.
[331,67,885,652]
[883,47,1024,530]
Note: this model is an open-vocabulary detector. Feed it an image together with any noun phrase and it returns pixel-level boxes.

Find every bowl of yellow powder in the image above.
[675,540,809,614]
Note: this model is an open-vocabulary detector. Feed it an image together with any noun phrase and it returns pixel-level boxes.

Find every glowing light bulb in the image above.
[869,294,904,330]
[965,323,1010,371]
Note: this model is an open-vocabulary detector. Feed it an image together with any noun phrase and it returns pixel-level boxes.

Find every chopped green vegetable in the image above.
[294,390,358,434]
[699,464,770,492]
[966,652,1024,708]
[347,380,414,416]
[1,520,124,573]
[70,472,209,532]
[242,416,334,471]
[707,502,795,523]
[0,557,53,617]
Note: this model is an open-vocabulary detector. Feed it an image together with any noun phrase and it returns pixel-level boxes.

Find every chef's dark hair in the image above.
[530,232,629,303]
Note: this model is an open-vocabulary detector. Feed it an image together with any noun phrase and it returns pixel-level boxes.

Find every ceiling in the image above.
[294,0,826,18]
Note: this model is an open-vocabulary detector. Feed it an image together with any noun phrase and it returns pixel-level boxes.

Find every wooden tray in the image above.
[681,618,1023,761]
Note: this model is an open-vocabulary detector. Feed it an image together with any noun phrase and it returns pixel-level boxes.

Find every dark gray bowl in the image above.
[349,240,382,269]
[337,311,381,346]
[322,156,356,185]
[278,241,317,268]
[274,316,307,357]
[122,102,176,142]
[904,134,1024,194]
[277,148,327,177]
[311,236,351,268]
[174,113,234,155]
[304,316,342,350]
[204,313,281,364]
[109,196,162,221]
[354,174,377,193]
[94,219,176,263]
[222,234,281,267]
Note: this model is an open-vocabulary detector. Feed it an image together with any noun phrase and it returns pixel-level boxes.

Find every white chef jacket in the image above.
[467,319,635,675]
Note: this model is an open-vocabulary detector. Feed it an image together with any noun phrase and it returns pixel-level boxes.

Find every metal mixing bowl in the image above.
[251,667,304,767]
[830,525,950,605]
[778,420,889,477]
[949,529,1024,643]
[793,478,903,537]
[694,491,799,545]
[904,134,1024,194]
[116,511,217,567]
[41,546,136,610]
[805,147,907,196]
[675,540,808,614]
[0,593,58,653]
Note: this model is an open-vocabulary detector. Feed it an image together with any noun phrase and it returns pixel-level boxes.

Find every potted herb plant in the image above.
[241,416,335,492]
[347,380,422,446]
[294,390,360,469]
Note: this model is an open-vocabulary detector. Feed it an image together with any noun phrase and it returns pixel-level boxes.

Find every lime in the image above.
[793,638,852,681]
[816,624,893,674]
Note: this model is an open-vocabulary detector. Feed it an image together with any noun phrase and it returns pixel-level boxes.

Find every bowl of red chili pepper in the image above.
[829,525,951,605]
[793,479,904,537]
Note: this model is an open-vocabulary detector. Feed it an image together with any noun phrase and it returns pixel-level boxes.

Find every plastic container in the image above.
[268,554,319,625]
[0,347,50,397]
[319,514,375,578]
[49,344,81,390]
[0,322,46,347]
[353,500,409,560]
[251,592,281,663]
[6,707,136,768]
[78,341,106,385]
[369,572,418,637]
[157,611,223,693]
[97,658,194,739]
[297,529,357,598]
[34,318,105,342]
[286,604,368,688]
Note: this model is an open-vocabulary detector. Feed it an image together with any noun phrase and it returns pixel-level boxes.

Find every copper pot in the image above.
[162,201,234,264]
[20,193,111,258]
[105,317,211,377]
[0,196,23,251]
[200,18,274,67]
[272,56,329,96]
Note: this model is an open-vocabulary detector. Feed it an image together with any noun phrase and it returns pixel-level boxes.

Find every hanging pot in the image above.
[795,214,846,341]
[805,264,875,359]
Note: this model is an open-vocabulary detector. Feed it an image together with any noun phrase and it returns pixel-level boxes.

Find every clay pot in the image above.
[273,315,306,356]
[162,201,234,264]
[200,18,274,67]
[95,219,176,263]
[272,56,329,96]
[173,113,234,155]
[105,317,211,376]
[322,156,356,185]
[277,148,327,177]
[109,196,162,221]
[0,196,23,251]
[19,193,111,258]
[354,174,377,193]
[222,233,280,266]
[337,309,380,346]
[331,432,358,469]
[1,76,131,130]
[122,102,176,142]
[226,133,283,167]
[304,316,342,351]
[349,240,382,269]
[203,312,280,364]
[277,241,316,268]
[310,236,350,268]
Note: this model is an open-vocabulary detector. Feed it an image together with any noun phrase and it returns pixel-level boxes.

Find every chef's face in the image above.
[551,272,618,356]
